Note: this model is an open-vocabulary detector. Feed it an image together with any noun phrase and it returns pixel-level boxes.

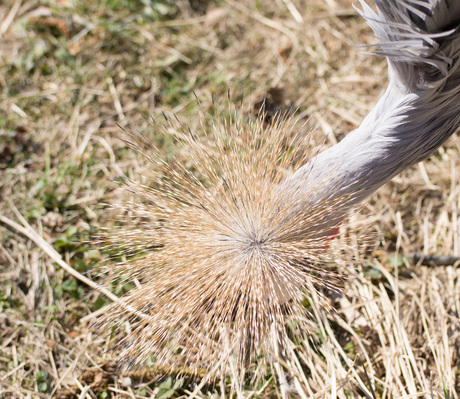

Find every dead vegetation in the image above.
[0,0,459,397]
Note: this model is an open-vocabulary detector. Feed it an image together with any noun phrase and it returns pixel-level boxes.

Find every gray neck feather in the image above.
[290,0,460,218]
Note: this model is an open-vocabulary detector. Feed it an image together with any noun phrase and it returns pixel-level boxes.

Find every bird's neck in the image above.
[292,78,460,210]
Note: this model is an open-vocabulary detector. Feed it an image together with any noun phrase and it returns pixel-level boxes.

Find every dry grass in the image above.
[0,0,459,398]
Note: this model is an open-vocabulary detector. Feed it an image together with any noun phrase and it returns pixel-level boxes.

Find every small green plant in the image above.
[156,377,184,399]
[36,370,50,393]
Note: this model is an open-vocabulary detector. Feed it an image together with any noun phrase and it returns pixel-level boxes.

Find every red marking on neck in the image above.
[323,224,341,251]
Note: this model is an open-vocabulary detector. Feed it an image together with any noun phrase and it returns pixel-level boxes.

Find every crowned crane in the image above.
[99,0,460,369]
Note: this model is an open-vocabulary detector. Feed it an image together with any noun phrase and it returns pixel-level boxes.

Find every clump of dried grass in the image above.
[95,100,355,374]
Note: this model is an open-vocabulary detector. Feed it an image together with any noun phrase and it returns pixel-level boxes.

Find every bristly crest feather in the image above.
[95,101,354,372]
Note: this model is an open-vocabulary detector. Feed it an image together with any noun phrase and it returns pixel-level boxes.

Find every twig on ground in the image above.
[410,253,460,266]
[0,208,119,303]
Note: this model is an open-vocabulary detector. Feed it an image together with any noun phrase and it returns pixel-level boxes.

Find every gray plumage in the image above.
[290,0,460,221]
